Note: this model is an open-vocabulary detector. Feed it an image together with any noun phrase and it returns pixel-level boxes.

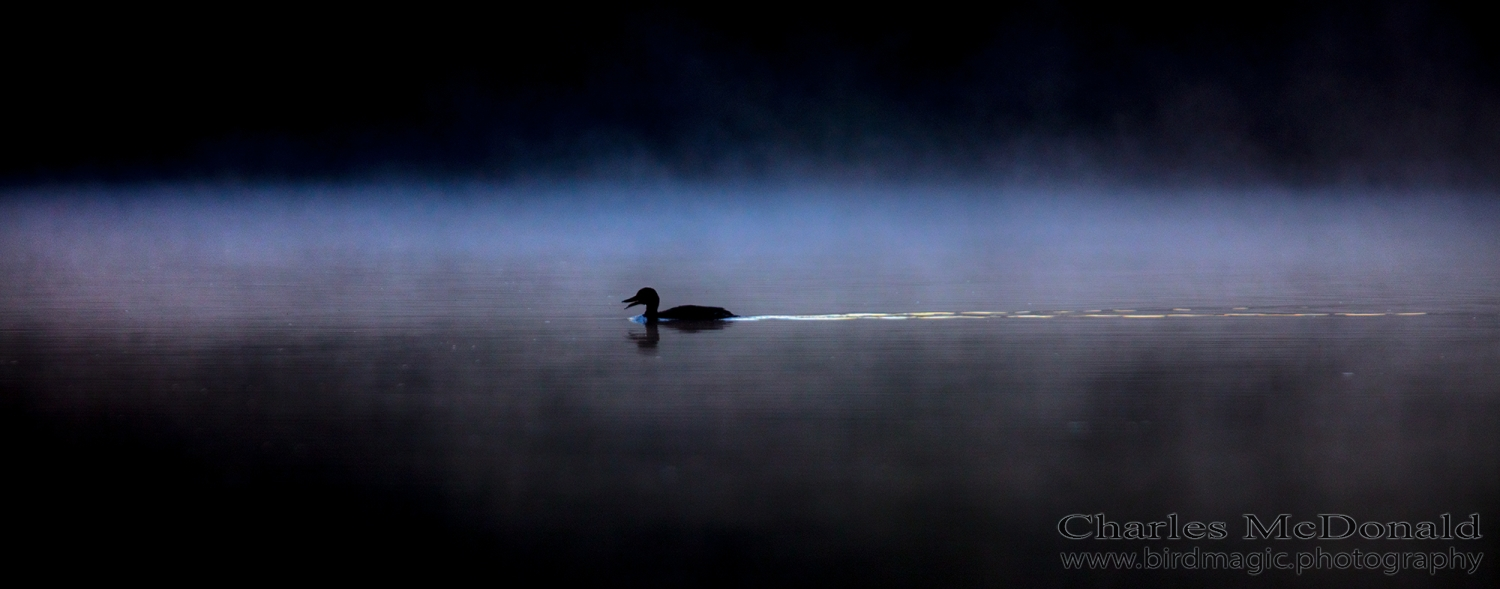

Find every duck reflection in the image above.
[629,322,660,351]
[627,317,733,352]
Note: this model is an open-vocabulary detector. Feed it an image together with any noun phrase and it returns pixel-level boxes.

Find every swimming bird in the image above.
[623,287,735,322]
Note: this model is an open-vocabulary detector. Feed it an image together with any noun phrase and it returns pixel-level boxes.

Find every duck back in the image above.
[658,305,736,320]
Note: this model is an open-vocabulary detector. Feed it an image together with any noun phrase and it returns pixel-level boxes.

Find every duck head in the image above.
[622,287,660,310]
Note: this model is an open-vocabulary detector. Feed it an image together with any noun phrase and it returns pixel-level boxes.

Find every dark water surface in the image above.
[2,185,1498,586]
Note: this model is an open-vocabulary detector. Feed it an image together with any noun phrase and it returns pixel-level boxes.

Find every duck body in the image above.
[657,304,736,321]
[624,287,735,322]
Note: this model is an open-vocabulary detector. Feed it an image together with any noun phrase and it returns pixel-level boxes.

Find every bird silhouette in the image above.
[623,287,735,323]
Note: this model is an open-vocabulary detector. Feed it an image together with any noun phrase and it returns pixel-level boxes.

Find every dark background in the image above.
[7,1,1500,187]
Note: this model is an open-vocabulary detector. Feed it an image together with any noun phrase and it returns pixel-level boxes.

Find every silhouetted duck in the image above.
[623,287,735,322]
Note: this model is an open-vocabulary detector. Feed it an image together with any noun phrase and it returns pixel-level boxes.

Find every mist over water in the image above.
[2,182,1497,585]
[4,183,1497,328]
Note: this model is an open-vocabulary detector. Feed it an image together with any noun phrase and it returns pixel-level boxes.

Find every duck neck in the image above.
[643,303,660,322]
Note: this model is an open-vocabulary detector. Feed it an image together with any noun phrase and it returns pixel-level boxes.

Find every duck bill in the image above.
[623,296,641,309]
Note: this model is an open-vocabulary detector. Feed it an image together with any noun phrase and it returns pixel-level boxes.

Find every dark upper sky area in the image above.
[7,2,1500,187]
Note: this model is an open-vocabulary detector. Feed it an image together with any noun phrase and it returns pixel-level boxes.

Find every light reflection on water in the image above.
[1,185,1498,585]
[721,309,1434,321]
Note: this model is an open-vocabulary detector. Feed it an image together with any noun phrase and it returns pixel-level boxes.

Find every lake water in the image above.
[2,183,1497,586]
